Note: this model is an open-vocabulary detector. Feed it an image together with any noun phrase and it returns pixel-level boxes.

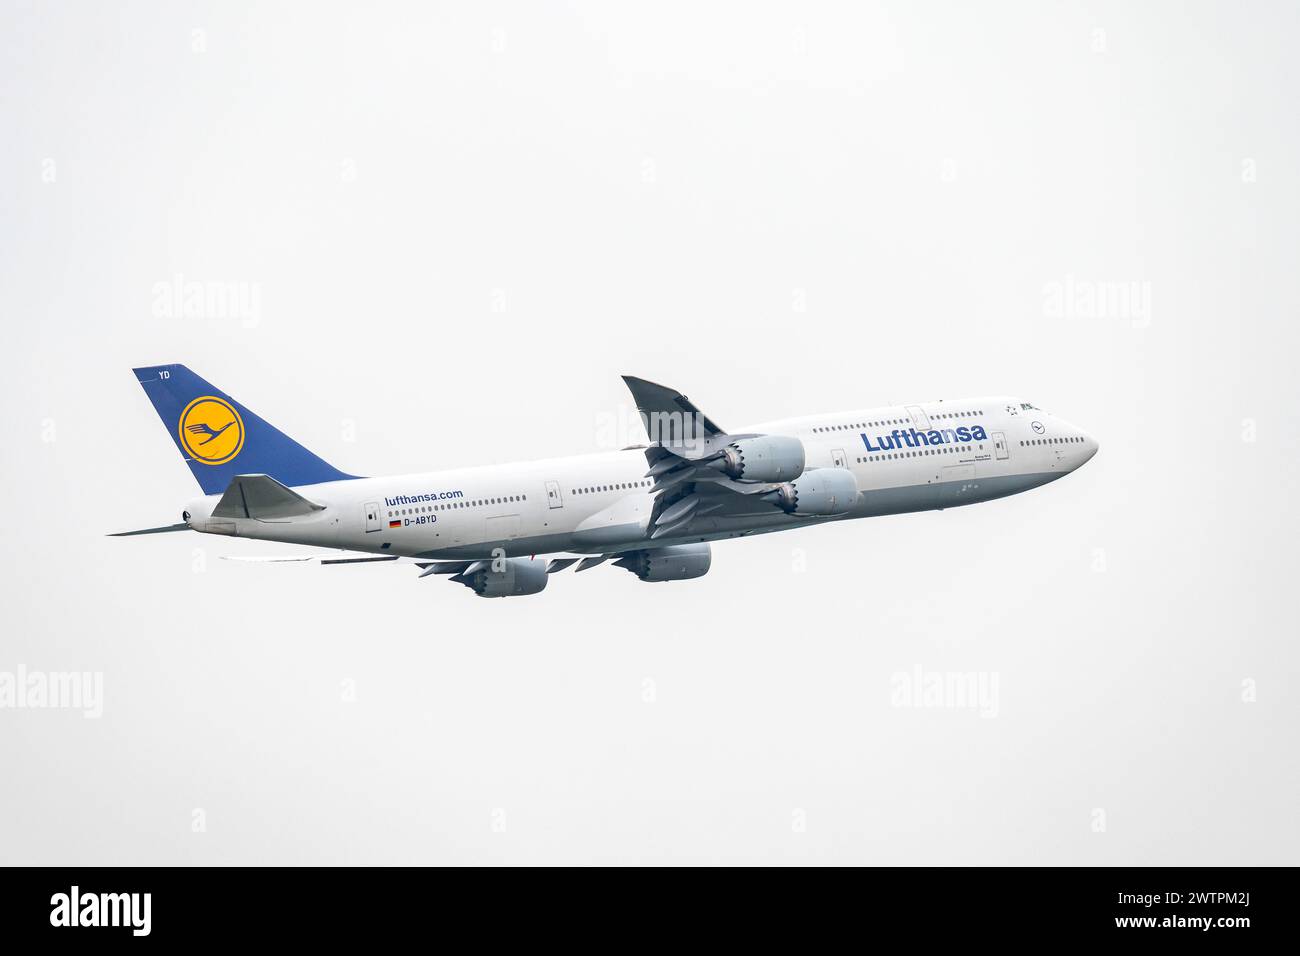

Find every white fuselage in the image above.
[182,396,1097,559]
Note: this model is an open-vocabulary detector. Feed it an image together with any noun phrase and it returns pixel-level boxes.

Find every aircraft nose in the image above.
[1079,430,1099,466]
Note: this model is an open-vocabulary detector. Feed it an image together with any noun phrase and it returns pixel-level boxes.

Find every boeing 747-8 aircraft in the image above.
[115,365,1098,596]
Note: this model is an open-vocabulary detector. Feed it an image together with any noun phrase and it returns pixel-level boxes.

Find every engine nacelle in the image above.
[767,467,858,516]
[715,435,805,483]
[467,557,549,597]
[615,543,712,582]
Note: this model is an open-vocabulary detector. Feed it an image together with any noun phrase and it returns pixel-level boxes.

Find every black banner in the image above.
[0,866,1284,943]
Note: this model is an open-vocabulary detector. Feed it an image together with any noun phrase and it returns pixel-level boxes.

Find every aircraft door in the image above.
[992,432,1009,461]
[905,405,931,430]
[364,501,381,533]
[831,448,847,468]
[545,480,564,509]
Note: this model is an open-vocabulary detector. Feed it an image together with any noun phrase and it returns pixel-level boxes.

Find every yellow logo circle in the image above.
[179,396,245,465]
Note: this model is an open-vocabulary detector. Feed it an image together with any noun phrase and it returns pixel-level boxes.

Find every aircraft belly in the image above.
[854,471,1062,516]
[373,473,1065,561]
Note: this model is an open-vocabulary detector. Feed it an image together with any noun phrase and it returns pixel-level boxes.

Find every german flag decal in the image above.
[389,519,401,529]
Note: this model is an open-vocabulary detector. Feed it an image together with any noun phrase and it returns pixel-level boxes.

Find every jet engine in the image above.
[614,543,712,581]
[712,435,805,483]
[765,467,858,515]
[463,557,549,597]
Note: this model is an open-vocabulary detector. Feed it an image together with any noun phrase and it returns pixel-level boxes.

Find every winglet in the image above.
[621,376,726,442]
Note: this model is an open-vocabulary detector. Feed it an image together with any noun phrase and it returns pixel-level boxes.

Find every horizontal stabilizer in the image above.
[222,555,316,562]
[223,553,399,564]
[212,474,326,520]
[109,522,191,537]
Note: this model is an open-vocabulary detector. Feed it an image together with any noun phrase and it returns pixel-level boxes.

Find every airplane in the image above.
[114,364,1098,597]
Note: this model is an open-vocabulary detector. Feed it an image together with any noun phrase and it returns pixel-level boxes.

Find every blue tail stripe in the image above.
[133,364,359,494]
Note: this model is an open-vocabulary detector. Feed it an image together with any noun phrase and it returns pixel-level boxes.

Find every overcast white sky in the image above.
[1,0,1296,864]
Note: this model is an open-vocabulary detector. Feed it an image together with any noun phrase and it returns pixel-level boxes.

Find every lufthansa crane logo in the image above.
[179,396,245,465]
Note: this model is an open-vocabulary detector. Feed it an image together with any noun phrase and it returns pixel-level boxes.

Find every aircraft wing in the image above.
[621,375,732,443]
[621,376,791,540]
